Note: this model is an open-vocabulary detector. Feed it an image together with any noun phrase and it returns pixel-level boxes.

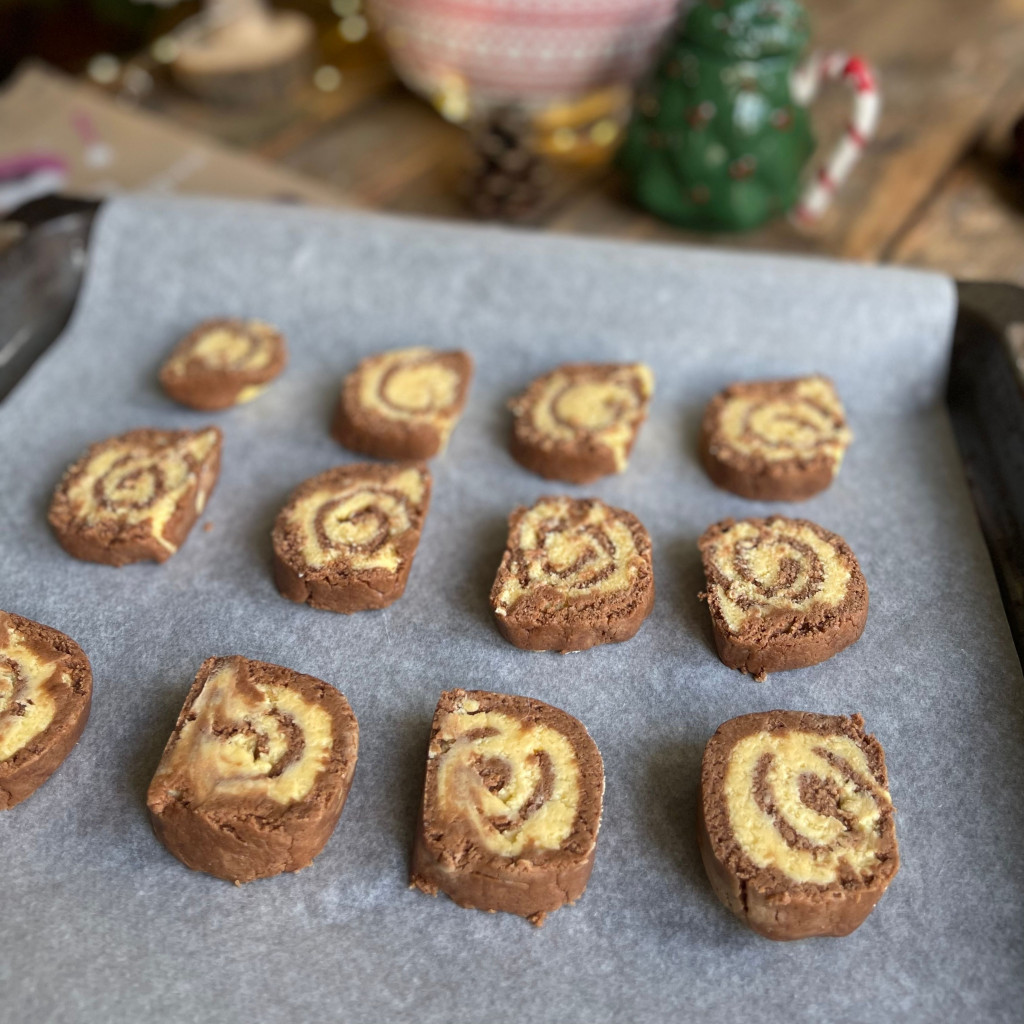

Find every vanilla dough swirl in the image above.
[278,465,428,574]
[0,627,67,764]
[152,659,334,809]
[431,697,581,858]
[724,728,893,885]
[164,320,279,376]
[513,363,654,472]
[0,612,92,811]
[54,427,220,554]
[333,347,472,460]
[710,375,851,467]
[701,518,853,635]
[360,348,465,429]
[494,497,649,616]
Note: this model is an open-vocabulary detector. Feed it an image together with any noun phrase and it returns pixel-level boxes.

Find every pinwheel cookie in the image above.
[147,655,359,883]
[411,688,604,926]
[698,516,867,680]
[509,362,654,483]
[699,710,899,940]
[332,346,473,459]
[272,462,431,613]
[700,375,852,501]
[0,612,92,810]
[48,426,221,566]
[159,318,287,410]
[491,496,655,652]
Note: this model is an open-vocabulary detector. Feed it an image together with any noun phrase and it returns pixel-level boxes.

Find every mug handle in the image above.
[788,52,881,225]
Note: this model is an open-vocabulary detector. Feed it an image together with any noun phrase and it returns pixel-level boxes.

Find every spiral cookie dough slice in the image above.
[699,516,867,680]
[159,318,287,410]
[411,689,604,926]
[147,655,359,883]
[700,710,899,940]
[509,362,654,483]
[0,612,92,810]
[700,375,852,500]
[491,496,655,652]
[272,462,431,613]
[331,346,473,459]
[48,427,221,566]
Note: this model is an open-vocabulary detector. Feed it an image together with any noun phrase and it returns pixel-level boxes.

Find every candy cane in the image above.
[790,52,881,225]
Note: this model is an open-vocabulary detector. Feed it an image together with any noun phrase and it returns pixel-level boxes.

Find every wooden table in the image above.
[122,0,1023,269]
[83,0,1024,378]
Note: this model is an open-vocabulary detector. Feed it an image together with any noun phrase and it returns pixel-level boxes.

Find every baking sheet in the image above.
[1,196,1021,1024]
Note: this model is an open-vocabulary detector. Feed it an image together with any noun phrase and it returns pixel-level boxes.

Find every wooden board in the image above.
[0,63,346,208]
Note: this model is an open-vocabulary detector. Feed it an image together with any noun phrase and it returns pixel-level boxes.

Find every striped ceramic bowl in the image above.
[369,0,683,108]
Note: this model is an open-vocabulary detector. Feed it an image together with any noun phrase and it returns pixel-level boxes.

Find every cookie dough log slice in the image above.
[48,426,222,566]
[411,688,604,926]
[272,462,431,613]
[698,516,868,679]
[491,496,655,652]
[700,375,852,500]
[0,612,92,810]
[509,362,654,483]
[699,710,899,939]
[147,655,359,883]
[332,346,473,459]
[159,318,288,410]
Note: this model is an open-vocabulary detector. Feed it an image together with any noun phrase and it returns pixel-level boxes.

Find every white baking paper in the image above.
[0,196,1021,1024]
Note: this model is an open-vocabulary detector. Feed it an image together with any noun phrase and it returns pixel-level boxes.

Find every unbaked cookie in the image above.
[331,347,473,459]
[272,461,431,613]
[509,362,654,483]
[698,516,868,679]
[159,318,287,410]
[147,655,359,883]
[699,710,899,940]
[490,496,655,652]
[410,688,604,926]
[700,375,851,501]
[0,611,92,810]
[48,426,221,566]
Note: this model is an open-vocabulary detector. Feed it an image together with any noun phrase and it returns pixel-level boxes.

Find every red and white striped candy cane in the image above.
[789,52,881,225]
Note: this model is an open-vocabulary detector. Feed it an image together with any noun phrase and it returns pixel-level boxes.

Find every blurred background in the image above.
[1,0,1023,288]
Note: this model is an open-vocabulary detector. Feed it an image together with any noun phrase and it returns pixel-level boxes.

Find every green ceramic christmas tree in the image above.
[619,0,815,231]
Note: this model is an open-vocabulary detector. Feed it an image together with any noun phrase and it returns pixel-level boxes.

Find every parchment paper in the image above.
[1,196,1021,1024]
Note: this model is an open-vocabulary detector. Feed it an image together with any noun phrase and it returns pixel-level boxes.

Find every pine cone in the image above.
[464,107,548,223]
